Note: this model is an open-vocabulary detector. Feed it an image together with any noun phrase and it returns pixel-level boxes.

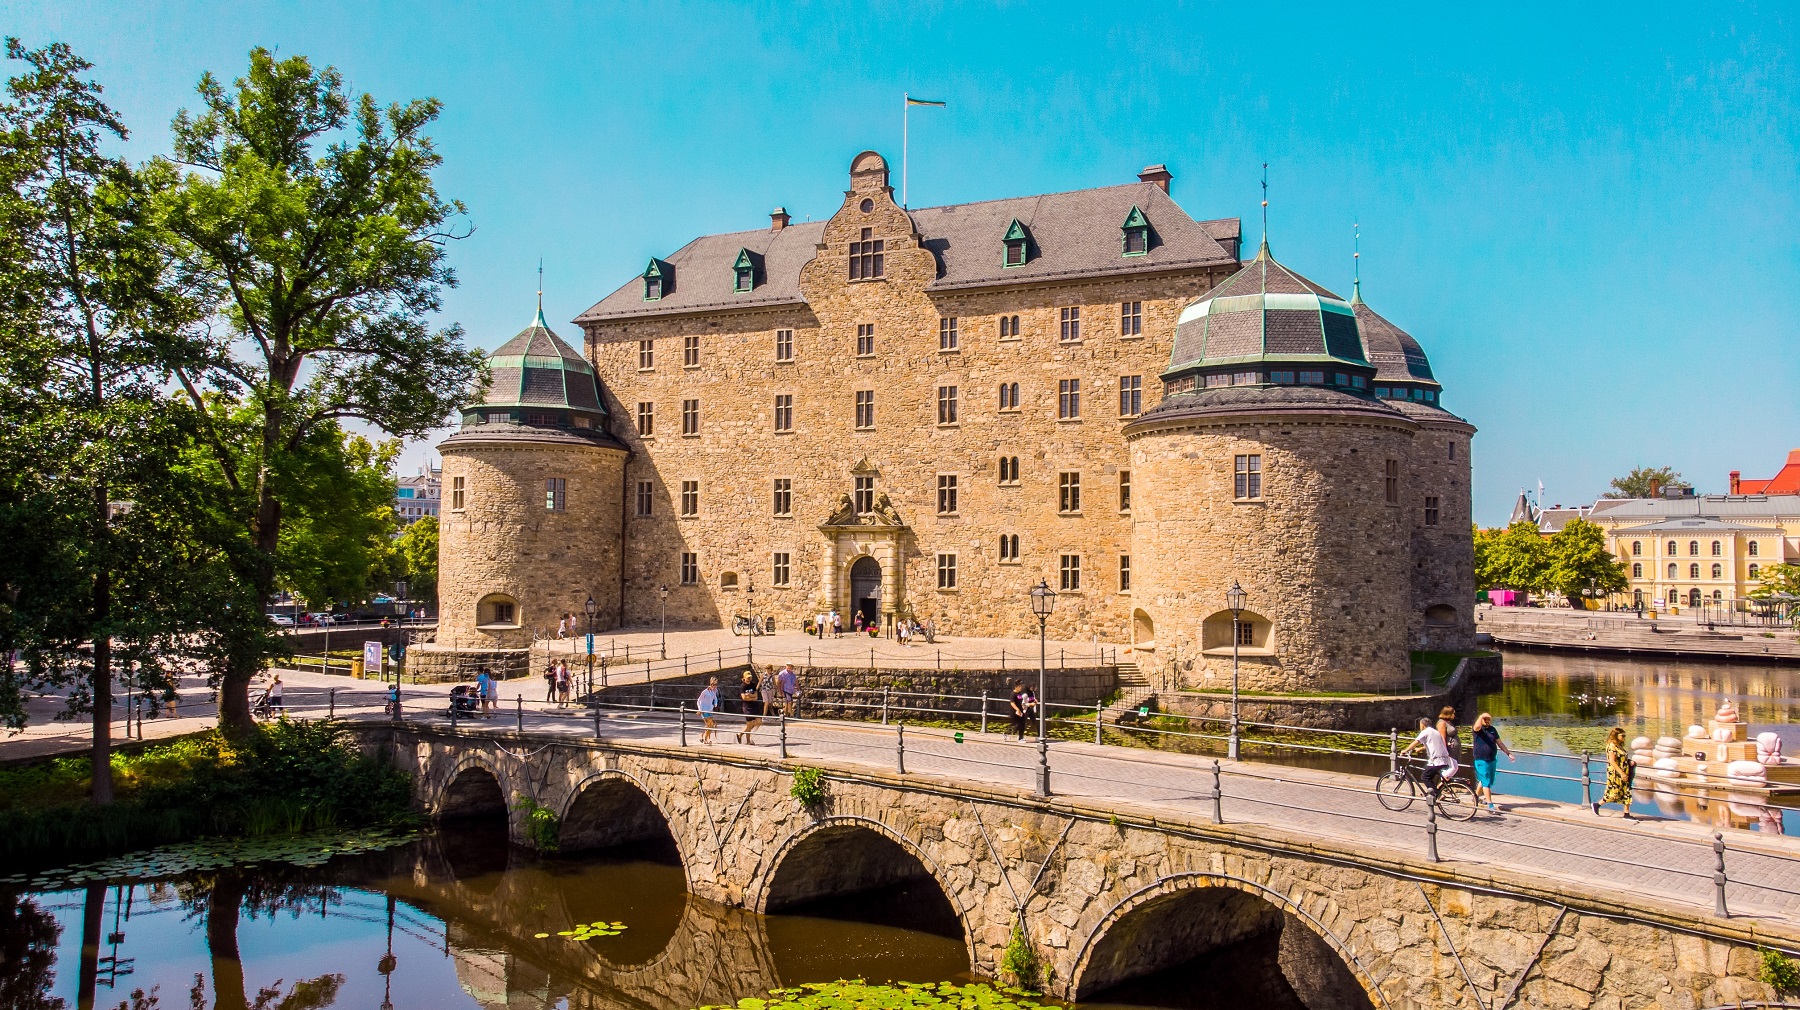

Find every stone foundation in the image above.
[587,662,1117,716]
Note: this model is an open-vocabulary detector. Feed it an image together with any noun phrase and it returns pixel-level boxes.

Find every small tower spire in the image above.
[533,258,548,328]
[1258,162,1270,257]
[1351,220,1363,305]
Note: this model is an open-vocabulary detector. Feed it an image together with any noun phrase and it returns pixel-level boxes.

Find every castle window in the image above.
[1749,541,1760,556]
[1375,386,1389,397]
[1689,541,1700,556]
[854,476,875,515]
[1119,554,1131,592]
[1667,563,1677,578]
[855,390,875,430]
[773,394,793,433]
[1425,391,1437,402]
[772,553,791,588]
[1119,375,1142,416]
[1449,441,1456,460]
[849,228,885,280]
[1711,540,1722,556]
[525,412,557,426]
[775,329,794,362]
[1712,563,1723,579]
[1631,541,1641,556]
[545,478,566,512]
[999,534,1020,562]
[683,334,700,367]
[1059,472,1081,513]
[773,478,792,516]
[1121,301,1142,337]
[939,317,959,352]
[937,553,958,590]
[680,553,698,585]
[937,474,959,514]
[1003,219,1030,267]
[681,481,698,516]
[638,340,654,370]
[1058,379,1080,419]
[1689,563,1701,579]
[1384,459,1400,505]
[1270,371,1296,384]
[999,314,1021,339]
[999,382,1020,411]
[1335,372,1350,386]
[733,248,757,292]
[937,385,959,425]
[1059,554,1081,591]
[478,594,519,628]
[1750,563,1760,578]
[1424,496,1440,527]
[1059,306,1081,342]
[681,399,699,436]
[1351,375,1367,389]
[856,323,876,357]
[1118,470,1132,512]
[1234,455,1262,500]
[1632,563,1642,578]
[1299,370,1324,384]
[636,402,654,437]
[451,476,465,511]
[1121,205,1150,256]
[484,411,510,424]
[636,480,653,517]
[999,456,1020,485]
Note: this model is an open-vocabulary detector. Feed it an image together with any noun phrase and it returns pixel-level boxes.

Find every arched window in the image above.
[1712,590,1723,601]
[1749,541,1760,557]
[1711,541,1722,556]
[1632,563,1642,578]
[1631,541,1642,556]
[1201,609,1272,653]
[1669,541,1680,555]
[1689,541,1700,556]
[1711,563,1723,579]
[1667,563,1678,579]
[1689,563,1701,579]
[1750,563,1761,579]
[1688,588,1701,606]
[1424,604,1458,626]
[476,593,520,629]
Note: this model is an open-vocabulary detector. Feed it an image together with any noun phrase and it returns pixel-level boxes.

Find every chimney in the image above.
[770,207,790,232]
[1730,470,1741,494]
[1138,164,1172,195]
[1648,477,1661,499]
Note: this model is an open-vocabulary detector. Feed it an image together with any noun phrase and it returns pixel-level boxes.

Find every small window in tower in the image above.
[636,402,654,437]
[681,552,698,585]
[1059,554,1081,592]
[1384,459,1400,504]
[1375,386,1389,397]
[683,333,700,367]
[775,329,794,362]
[681,399,699,436]
[638,340,654,370]
[999,382,1020,411]
[999,456,1020,485]
[773,394,794,433]
[1059,472,1081,513]
[939,317,959,352]
[451,476,465,511]
[1271,371,1296,384]
[999,534,1020,563]
[773,478,792,516]
[856,323,876,357]
[1118,470,1132,512]
[1119,375,1142,417]
[1059,306,1081,342]
[1424,496,1440,527]
[545,478,566,512]
[772,553,791,588]
[937,553,958,590]
[1119,554,1132,591]
[1058,379,1080,419]
[1120,301,1143,336]
[937,474,959,514]
[855,390,875,430]
[635,480,653,517]
[938,385,959,425]
[1235,455,1262,500]
[1299,370,1324,384]
[681,481,698,516]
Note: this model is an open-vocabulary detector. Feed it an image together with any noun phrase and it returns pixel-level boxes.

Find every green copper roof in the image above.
[1164,241,1369,377]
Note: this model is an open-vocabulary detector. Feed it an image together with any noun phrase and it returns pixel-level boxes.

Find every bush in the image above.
[513,796,560,852]
[0,723,414,867]
[1001,920,1041,990]
[1760,947,1800,992]
[790,767,826,807]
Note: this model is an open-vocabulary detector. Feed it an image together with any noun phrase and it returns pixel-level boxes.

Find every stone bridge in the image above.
[356,721,1792,1010]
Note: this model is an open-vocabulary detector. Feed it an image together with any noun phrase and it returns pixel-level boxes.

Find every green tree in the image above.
[270,428,400,610]
[1475,521,1550,593]
[1604,466,1691,499]
[1749,563,1800,598]
[393,513,439,608]
[153,49,483,731]
[1542,517,1628,607]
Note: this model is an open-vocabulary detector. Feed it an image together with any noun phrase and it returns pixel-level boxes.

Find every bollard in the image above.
[896,723,906,775]
[1713,832,1729,917]
[328,688,337,719]
[450,696,458,731]
[1389,728,1399,772]
[981,692,989,735]
[680,704,688,747]
[1426,799,1440,863]
[1211,760,1223,824]
[1036,737,1051,797]
[1228,712,1241,762]
[594,704,601,739]
[1095,699,1104,745]
[936,648,941,670]
[779,713,789,759]
[645,659,651,684]
[516,695,523,734]
[882,687,890,725]
[650,683,657,710]
[1581,752,1593,810]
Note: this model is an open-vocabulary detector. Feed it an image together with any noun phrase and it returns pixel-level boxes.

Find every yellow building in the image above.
[1584,495,1800,609]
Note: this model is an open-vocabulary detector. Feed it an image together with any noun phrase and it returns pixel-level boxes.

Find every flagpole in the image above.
[902,91,909,208]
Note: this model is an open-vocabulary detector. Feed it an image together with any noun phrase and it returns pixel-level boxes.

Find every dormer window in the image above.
[642,258,670,301]
[1002,219,1030,267]
[732,248,757,293]
[1121,205,1150,256]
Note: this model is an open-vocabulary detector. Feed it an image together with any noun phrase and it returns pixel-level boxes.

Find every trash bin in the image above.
[765,616,775,635]
[351,658,364,679]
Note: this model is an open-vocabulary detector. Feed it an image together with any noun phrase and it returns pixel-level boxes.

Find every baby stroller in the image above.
[251,685,275,720]
[446,685,479,719]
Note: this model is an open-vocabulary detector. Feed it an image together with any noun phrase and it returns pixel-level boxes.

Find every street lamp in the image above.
[658,585,669,659]
[746,578,757,671]
[1029,579,1057,797]
[584,594,598,693]
[1225,581,1247,761]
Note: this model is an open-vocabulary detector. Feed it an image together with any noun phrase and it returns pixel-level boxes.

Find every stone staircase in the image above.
[1103,660,1156,725]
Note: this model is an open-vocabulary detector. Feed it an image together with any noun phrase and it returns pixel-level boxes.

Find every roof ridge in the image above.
[907,180,1178,216]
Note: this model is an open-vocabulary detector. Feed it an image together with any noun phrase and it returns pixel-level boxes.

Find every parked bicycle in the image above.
[1375,759,1479,821]
[730,615,766,637]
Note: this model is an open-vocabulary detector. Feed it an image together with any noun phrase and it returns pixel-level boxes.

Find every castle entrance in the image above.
[849,556,882,629]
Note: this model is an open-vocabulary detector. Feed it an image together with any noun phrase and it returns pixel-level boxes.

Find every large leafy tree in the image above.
[1749,563,1800,599]
[154,49,482,731]
[1542,517,1628,607]
[393,514,439,609]
[1604,466,1691,499]
[1475,521,1550,593]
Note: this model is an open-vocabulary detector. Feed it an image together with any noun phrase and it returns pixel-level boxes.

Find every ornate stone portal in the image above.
[818,481,910,632]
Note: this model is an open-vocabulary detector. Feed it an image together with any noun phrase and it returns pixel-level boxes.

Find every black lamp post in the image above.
[746,578,756,671]
[658,585,669,659]
[584,594,598,693]
[1029,579,1057,797]
[1225,581,1247,761]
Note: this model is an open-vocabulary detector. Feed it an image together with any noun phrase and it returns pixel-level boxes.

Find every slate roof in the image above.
[1129,383,1409,426]
[477,309,606,415]
[1351,286,1438,387]
[1609,516,1769,534]
[1166,241,1368,373]
[1586,495,1800,520]
[575,181,1237,322]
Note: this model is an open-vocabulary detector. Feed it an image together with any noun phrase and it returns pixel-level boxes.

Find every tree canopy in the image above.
[1604,466,1691,499]
[1541,517,1629,606]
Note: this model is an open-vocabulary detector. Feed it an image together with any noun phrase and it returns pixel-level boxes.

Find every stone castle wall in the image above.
[438,434,628,649]
[1126,413,1417,693]
[1408,414,1478,652]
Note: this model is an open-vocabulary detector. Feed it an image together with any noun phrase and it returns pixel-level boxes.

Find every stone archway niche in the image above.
[849,556,882,628]
[763,823,962,941]
[437,766,506,821]
[559,776,680,862]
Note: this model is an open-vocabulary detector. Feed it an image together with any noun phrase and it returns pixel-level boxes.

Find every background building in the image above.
[394,465,442,524]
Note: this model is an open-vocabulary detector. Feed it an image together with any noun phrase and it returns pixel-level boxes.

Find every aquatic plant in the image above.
[0,826,418,891]
[514,795,561,852]
[535,920,628,940]
[790,767,826,807]
[1000,921,1041,990]
[699,980,1052,1010]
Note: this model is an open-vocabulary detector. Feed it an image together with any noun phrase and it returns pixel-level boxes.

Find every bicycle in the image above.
[1375,760,1479,821]
[730,615,766,637]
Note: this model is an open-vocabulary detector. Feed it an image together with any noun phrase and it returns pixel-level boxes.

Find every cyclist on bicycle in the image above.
[1400,715,1457,792]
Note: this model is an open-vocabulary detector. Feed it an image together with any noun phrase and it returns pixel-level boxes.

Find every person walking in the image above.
[267,675,284,717]
[544,660,558,702]
[1596,725,1635,819]
[776,662,799,716]
[1401,716,1455,793]
[556,614,568,640]
[832,611,842,638]
[476,667,495,716]
[555,660,571,706]
[1436,706,1461,764]
[897,618,911,647]
[697,677,720,744]
[759,667,778,724]
[1007,681,1032,740]
[1470,712,1514,811]
[736,670,764,744]
[854,612,865,634]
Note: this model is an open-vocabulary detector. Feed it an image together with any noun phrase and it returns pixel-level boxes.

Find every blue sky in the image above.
[13,2,1797,525]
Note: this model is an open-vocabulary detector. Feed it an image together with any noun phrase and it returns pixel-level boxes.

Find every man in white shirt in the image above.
[1401,716,1456,792]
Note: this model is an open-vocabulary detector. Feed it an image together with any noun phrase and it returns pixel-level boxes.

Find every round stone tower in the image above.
[1124,241,1418,694]
[433,306,629,671]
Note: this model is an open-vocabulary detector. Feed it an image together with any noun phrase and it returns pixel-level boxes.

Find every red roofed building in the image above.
[1731,449,1800,495]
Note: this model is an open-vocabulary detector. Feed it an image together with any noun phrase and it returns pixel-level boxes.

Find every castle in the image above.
[435,152,1475,692]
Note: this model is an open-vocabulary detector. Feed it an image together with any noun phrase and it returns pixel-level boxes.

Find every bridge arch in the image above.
[557,769,687,866]
[1070,871,1384,1009]
[433,755,511,821]
[755,815,972,958]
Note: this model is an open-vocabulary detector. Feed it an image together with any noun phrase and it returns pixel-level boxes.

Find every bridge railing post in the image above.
[779,713,788,759]
[1211,760,1223,824]
[882,687,890,725]
[679,703,687,747]
[1095,699,1103,745]
[516,695,523,734]
[1426,798,1440,863]
[896,723,905,775]
[981,691,989,735]
[1580,751,1593,809]
[1035,737,1051,798]
[1713,832,1729,917]
[593,703,601,739]
[449,695,458,731]
[1389,728,1399,772]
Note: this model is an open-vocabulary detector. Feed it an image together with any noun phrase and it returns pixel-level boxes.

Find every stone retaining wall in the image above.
[1157,652,1502,733]
[588,662,1116,716]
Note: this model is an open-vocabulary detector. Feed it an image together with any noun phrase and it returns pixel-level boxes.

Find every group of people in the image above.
[807,611,937,643]
[1402,705,1636,817]
[543,659,576,705]
[694,663,801,745]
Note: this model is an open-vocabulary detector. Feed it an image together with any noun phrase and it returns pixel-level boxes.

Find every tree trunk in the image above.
[76,883,103,1010]
[206,872,250,1010]
[90,566,113,805]
[217,488,282,737]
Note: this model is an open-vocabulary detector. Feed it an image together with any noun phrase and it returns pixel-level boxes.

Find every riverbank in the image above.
[1479,605,1800,662]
